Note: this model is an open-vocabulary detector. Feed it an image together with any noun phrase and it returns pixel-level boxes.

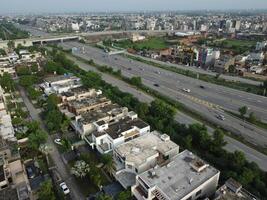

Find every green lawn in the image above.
[211,39,257,53]
[114,37,168,50]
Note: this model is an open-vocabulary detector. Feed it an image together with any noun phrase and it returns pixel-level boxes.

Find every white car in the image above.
[54,139,62,145]
[60,182,70,195]
[217,114,225,121]
[182,88,191,93]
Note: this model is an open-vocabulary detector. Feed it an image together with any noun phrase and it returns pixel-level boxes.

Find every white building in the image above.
[73,104,128,139]
[40,75,82,95]
[85,113,150,154]
[132,150,220,200]
[113,131,179,188]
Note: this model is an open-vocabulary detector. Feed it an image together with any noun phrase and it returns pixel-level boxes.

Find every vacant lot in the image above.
[114,37,168,50]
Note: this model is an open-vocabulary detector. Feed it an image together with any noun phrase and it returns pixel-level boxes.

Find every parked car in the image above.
[60,182,70,195]
[26,166,35,179]
[54,138,62,145]
[154,83,160,87]
[200,85,205,89]
[182,88,191,93]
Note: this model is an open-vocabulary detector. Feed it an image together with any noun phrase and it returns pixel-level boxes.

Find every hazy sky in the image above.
[1,0,267,13]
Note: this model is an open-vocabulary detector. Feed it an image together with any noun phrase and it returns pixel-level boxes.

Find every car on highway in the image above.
[54,138,63,145]
[154,83,160,87]
[182,88,191,93]
[217,114,225,121]
[60,182,70,195]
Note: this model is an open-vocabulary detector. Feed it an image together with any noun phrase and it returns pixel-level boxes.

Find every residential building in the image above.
[131,33,146,42]
[113,131,179,188]
[214,178,259,200]
[0,157,32,200]
[40,75,82,95]
[132,150,220,200]
[66,95,111,115]
[214,55,235,73]
[0,89,16,141]
[73,104,128,139]
[59,87,101,103]
[85,114,150,154]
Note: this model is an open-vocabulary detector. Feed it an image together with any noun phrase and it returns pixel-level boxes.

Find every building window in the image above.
[196,189,202,197]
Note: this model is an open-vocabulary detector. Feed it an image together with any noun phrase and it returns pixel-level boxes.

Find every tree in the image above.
[248,112,257,123]
[7,40,15,49]
[101,154,113,175]
[0,72,15,92]
[38,180,56,200]
[71,160,90,178]
[28,129,48,150]
[212,129,227,148]
[239,106,248,119]
[136,102,149,119]
[96,194,112,200]
[130,76,142,87]
[117,190,132,200]
[45,110,63,132]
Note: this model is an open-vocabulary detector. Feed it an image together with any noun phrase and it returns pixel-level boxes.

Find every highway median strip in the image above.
[123,53,266,97]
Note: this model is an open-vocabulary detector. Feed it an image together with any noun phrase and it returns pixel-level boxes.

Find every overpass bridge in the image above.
[0,29,181,49]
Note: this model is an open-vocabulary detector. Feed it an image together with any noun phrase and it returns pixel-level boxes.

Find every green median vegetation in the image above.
[45,48,267,199]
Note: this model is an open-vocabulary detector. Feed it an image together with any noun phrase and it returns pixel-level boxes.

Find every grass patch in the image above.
[113,37,168,50]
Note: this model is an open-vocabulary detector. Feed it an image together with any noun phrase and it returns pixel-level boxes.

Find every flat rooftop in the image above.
[68,96,111,109]
[80,104,122,124]
[44,74,78,83]
[105,117,149,139]
[61,86,94,97]
[115,131,178,166]
[138,150,219,200]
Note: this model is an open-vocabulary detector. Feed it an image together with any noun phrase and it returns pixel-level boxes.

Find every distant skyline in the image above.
[0,0,267,14]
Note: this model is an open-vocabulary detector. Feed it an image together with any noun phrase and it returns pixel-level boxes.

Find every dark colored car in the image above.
[26,167,35,179]
[154,83,159,87]
[200,85,205,89]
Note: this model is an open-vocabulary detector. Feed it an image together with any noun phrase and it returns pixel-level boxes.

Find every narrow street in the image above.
[18,86,85,200]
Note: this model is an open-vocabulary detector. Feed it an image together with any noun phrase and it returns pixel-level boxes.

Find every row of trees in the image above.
[48,49,267,199]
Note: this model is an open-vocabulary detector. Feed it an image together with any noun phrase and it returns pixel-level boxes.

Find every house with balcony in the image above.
[73,104,128,139]
[85,113,150,154]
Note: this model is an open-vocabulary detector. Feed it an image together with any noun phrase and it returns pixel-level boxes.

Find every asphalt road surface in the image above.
[60,42,267,149]
[18,86,85,200]
[65,55,267,171]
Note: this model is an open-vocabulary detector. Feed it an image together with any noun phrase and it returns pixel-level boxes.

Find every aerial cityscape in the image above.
[0,0,267,200]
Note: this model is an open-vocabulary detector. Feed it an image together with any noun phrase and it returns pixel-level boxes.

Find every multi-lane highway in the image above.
[64,54,267,171]
[60,41,267,148]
